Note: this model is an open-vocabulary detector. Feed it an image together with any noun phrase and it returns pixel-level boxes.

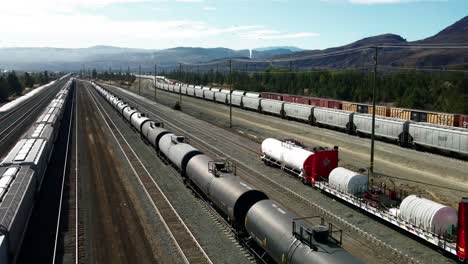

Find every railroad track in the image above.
[51,85,85,264]
[102,83,421,264]
[86,83,213,264]
[52,85,77,264]
[0,79,66,154]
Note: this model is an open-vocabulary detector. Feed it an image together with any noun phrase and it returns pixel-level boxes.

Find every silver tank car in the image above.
[122,107,138,122]
[158,134,202,175]
[116,101,129,115]
[245,200,363,264]
[111,97,121,108]
[185,155,268,225]
[130,112,151,132]
[141,121,169,149]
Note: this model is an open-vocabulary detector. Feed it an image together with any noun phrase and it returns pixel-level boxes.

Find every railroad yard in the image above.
[0,77,466,264]
[127,78,468,209]
[95,79,465,263]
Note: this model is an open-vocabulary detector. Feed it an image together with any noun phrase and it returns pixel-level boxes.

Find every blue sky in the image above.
[0,0,466,50]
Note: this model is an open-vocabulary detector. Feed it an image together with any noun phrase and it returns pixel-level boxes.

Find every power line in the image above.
[379,65,468,73]
[377,44,468,49]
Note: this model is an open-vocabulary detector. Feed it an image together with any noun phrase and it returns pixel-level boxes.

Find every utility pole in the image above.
[179,63,182,107]
[370,46,379,180]
[229,59,233,128]
[138,64,141,95]
[154,63,157,100]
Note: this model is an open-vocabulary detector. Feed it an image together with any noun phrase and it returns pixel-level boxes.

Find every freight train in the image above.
[0,78,74,263]
[93,82,364,264]
[260,137,468,262]
[140,76,468,158]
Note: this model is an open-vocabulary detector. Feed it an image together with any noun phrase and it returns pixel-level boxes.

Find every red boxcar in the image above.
[308,97,322,106]
[260,92,283,101]
[460,115,468,129]
[283,95,309,105]
[327,100,343,109]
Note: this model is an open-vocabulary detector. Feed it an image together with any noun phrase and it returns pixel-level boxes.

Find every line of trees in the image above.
[166,67,468,114]
[0,71,55,102]
[85,69,136,84]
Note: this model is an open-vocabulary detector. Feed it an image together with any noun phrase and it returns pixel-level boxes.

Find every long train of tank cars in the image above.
[143,76,467,158]
[0,78,74,263]
[92,82,364,264]
[259,137,467,262]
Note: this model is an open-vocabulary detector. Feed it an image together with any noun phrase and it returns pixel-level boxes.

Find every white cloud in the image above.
[203,6,217,10]
[0,0,318,49]
[175,0,204,2]
[348,0,447,4]
[2,0,149,15]
[241,30,319,40]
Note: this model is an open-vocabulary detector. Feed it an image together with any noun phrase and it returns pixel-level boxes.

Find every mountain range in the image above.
[0,16,467,72]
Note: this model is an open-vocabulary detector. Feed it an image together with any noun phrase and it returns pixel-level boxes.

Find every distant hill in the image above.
[254,46,303,52]
[0,16,467,71]
[0,46,296,72]
[271,16,468,70]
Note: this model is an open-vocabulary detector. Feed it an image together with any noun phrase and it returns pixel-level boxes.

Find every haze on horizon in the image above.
[0,0,466,50]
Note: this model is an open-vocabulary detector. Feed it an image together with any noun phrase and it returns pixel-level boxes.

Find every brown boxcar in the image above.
[427,112,458,127]
[368,106,390,117]
[343,102,358,112]
[460,115,468,128]
[260,92,283,101]
[390,108,412,120]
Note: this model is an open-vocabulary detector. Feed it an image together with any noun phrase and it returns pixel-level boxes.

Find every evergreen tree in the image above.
[23,72,34,88]
[0,77,11,102]
[7,71,23,96]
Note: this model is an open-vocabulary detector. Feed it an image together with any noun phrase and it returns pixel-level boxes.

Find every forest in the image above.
[164,67,468,115]
[0,71,61,102]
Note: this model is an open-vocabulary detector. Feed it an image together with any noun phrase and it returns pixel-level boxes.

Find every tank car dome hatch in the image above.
[312,225,330,243]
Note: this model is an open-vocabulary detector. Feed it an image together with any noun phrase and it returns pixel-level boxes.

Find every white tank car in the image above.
[262,138,309,174]
[261,138,338,184]
[328,167,368,195]
[399,195,457,235]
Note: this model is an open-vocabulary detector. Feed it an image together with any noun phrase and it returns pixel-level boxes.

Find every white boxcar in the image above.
[1,139,48,190]
[221,89,231,94]
[242,97,260,111]
[168,84,175,92]
[232,90,245,96]
[194,88,204,98]
[409,123,468,155]
[354,114,408,142]
[202,86,210,91]
[173,84,181,93]
[260,99,283,116]
[181,85,187,95]
[245,92,260,98]
[283,103,313,122]
[314,107,354,132]
[203,90,215,101]
[214,92,228,104]
[228,94,243,107]
[187,87,195,96]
